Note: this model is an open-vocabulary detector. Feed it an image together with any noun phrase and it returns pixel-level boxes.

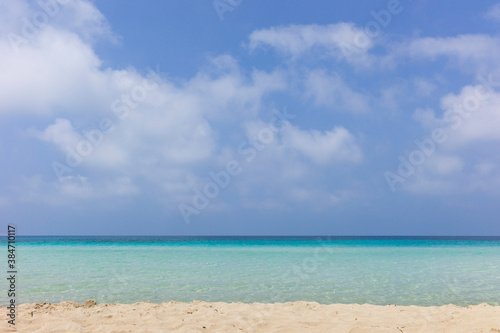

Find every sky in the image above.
[1,0,500,236]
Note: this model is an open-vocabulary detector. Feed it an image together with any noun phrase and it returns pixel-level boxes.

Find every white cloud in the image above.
[413,83,500,147]
[426,154,463,175]
[0,0,291,209]
[0,0,121,117]
[242,118,363,166]
[29,58,288,185]
[0,0,114,44]
[439,84,500,147]
[36,118,81,149]
[182,55,287,120]
[248,23,374,66]
[406,34,500,74]
[305,70,371,113]
[35,118,129,169]
[54,0,115,42]
[3,0,370,215]
[400,84,500,195]
[12,3,486,211]
[282,124,363,165]
[212,118,365,211]
[0,27,109,115]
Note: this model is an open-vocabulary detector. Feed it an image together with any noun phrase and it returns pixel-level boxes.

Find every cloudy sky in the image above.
[1,0,500,235]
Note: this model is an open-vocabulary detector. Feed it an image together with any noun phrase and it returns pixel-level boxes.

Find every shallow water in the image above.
[3,236,500,306]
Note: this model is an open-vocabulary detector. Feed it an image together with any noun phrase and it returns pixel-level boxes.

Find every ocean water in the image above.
[2,236,500,306]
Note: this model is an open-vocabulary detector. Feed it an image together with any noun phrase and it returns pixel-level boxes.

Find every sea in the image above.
[2,236,500,306]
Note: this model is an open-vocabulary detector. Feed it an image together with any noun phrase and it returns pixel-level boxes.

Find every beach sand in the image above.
[1,301,500,332]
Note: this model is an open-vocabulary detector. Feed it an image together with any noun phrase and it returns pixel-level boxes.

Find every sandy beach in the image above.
[2,301,499,333]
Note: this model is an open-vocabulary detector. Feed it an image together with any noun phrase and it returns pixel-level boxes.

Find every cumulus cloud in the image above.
[0,27,109,115]
[413,82,500,147]
[241,118,363,166]
[34,118,129,169]
[248,23,374,66]
[406,34,500,74]
[27,57,289,206]
[36,118,81,148]
[10,1,500,215]
[0,0,114,45]
[282,124,363,165]
[206,117,365,211]
[305,70,371,113]
[439,84,500,147]
[399,83,500,195]
[3,0,368,213]
[0,0,124,118]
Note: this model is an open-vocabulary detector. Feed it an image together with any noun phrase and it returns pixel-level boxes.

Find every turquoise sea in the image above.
[2,236,500,306]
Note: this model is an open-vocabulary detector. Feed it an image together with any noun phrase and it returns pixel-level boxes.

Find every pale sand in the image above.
[2,301,500,333]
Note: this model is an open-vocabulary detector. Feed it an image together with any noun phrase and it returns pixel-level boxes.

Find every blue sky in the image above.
[1,0,500,235]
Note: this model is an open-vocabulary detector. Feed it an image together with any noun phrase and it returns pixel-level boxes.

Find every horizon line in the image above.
[5,235,500,238]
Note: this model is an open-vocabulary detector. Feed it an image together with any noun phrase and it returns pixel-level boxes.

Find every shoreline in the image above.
[2,300,500,332]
